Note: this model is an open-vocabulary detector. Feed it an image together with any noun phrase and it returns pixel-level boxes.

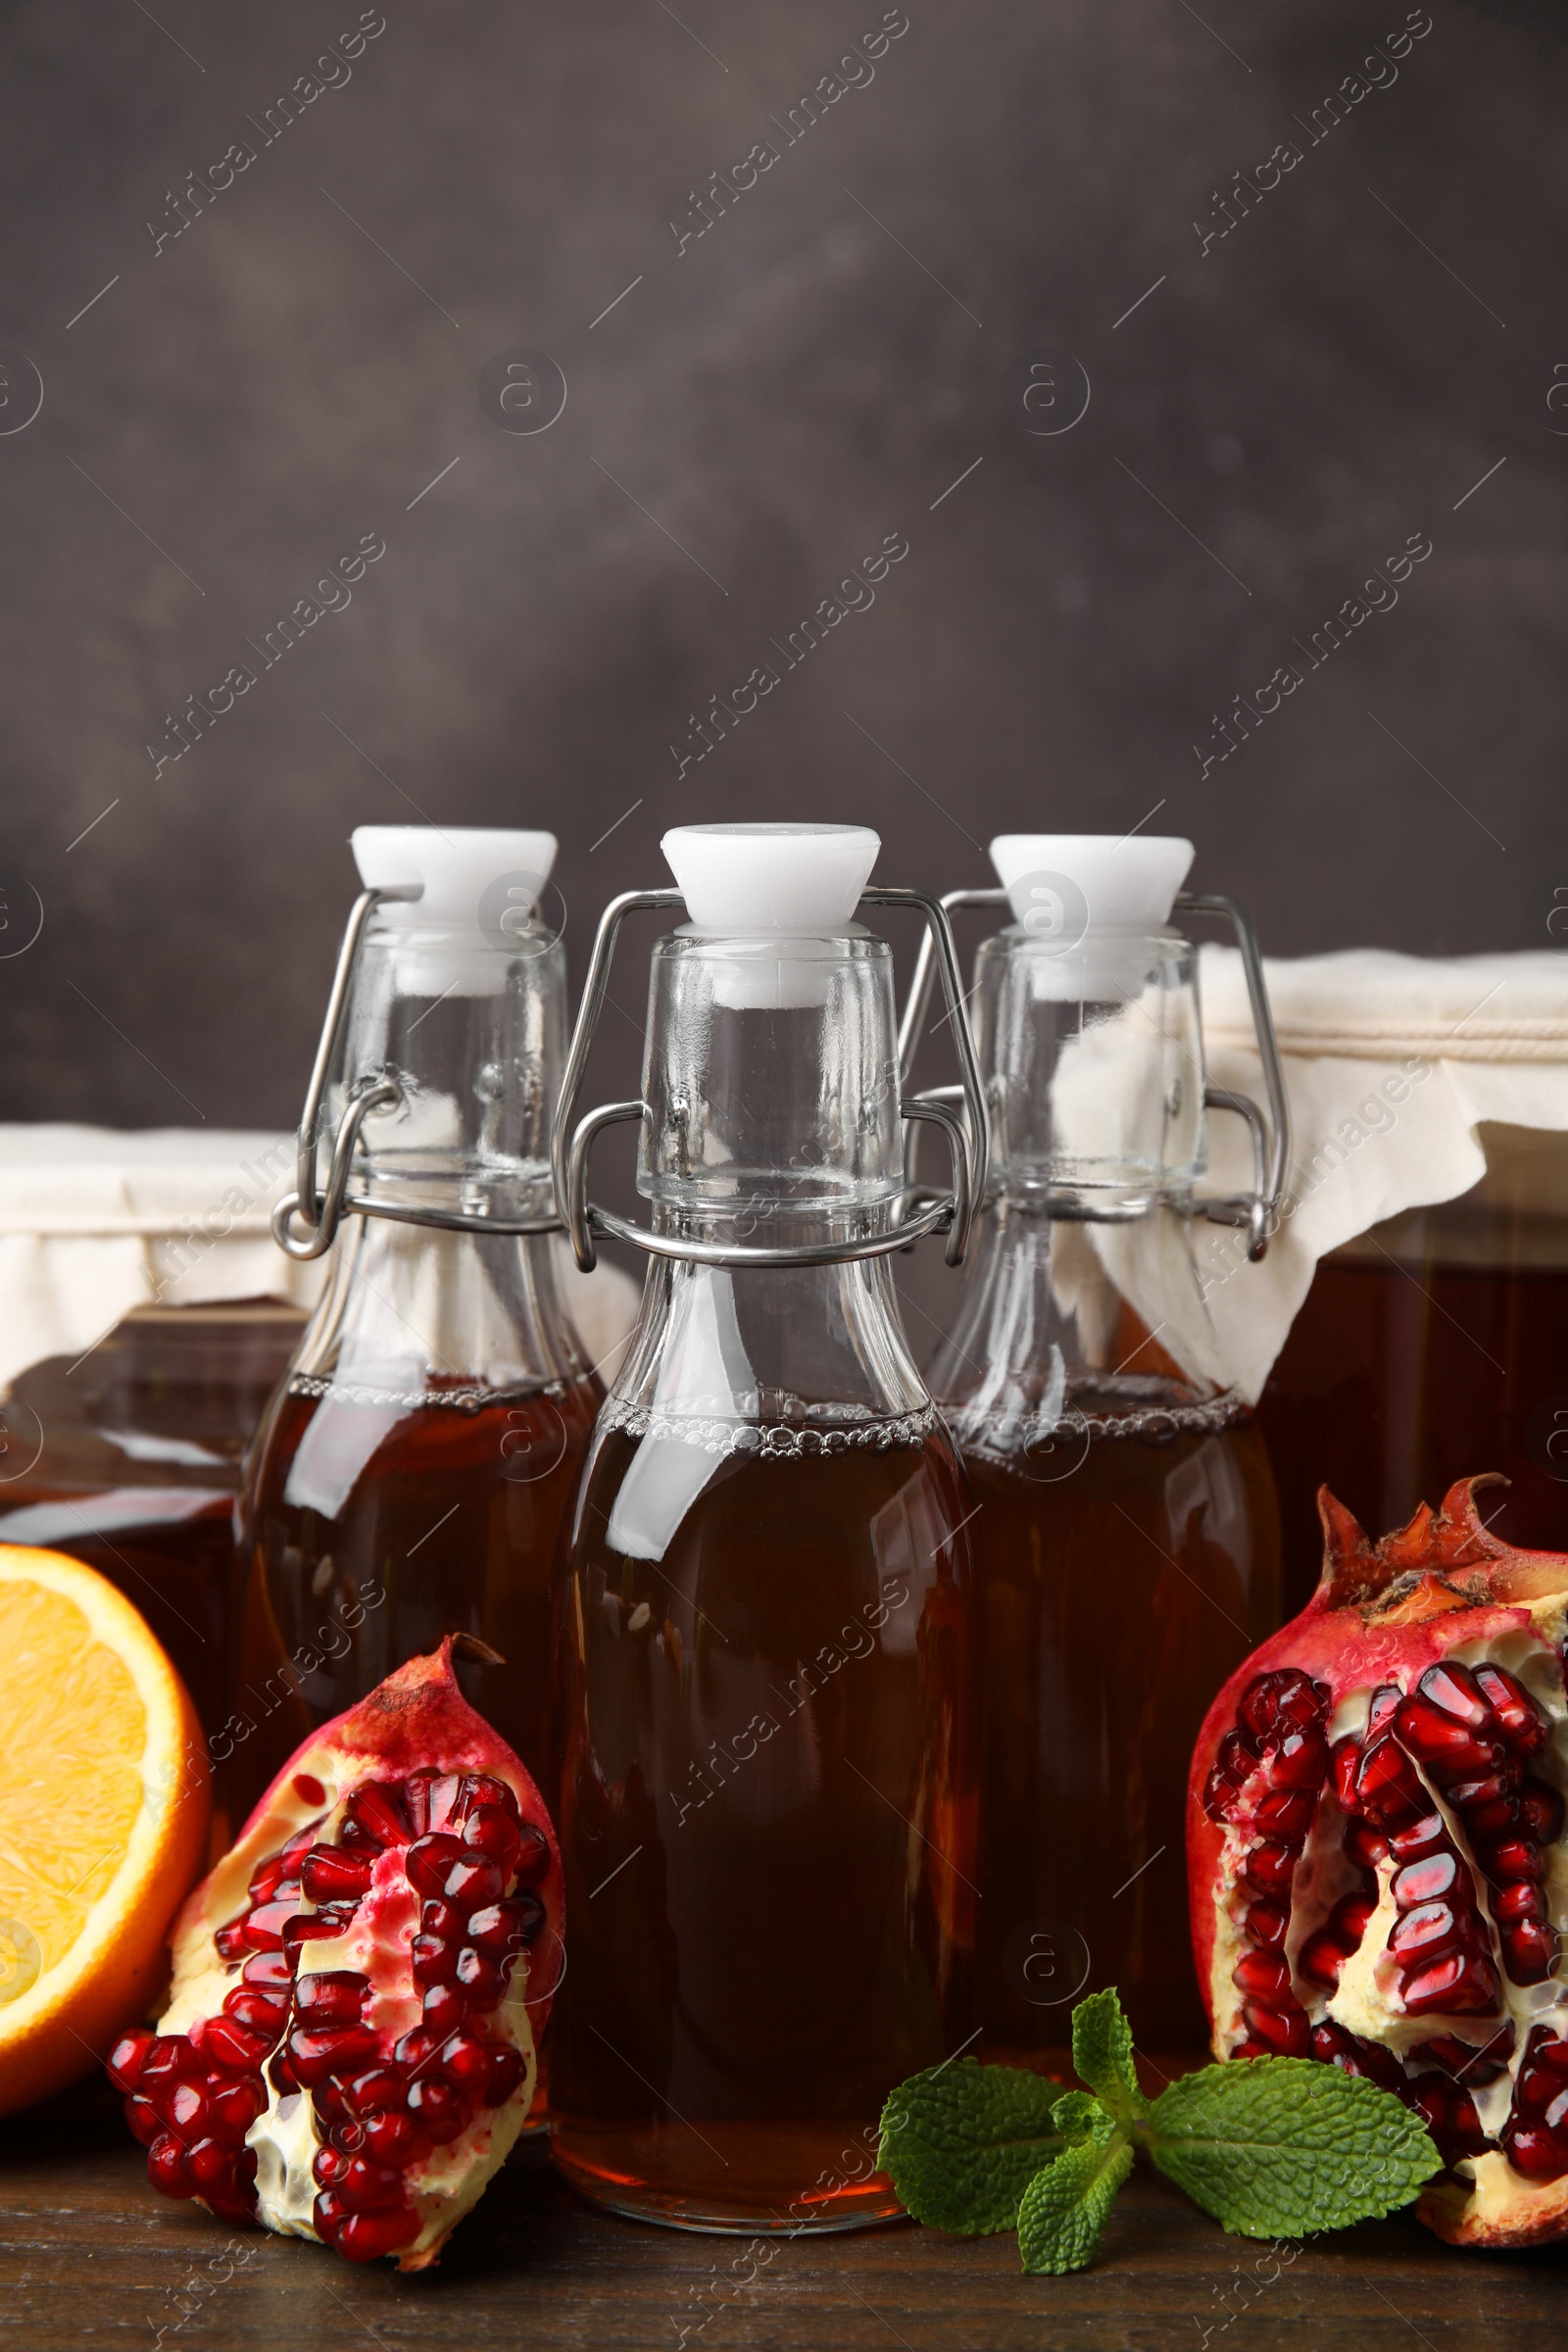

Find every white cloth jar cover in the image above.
[1187,951,1568,1402]
[0,1126,640,1397]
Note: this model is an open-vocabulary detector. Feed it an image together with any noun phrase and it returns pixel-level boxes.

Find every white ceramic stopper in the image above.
[990,834,1195,939]
[662,824,879,934]
[351,826,558,926]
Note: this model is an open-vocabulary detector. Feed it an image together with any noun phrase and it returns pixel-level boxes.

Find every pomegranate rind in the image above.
[0,1544,209,2115]
[1187,1479,1568,2252]
[161,1639,563,2269]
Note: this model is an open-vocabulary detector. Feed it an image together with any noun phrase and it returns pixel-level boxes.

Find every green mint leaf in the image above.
[1146,2057,1441,2237]
[1017,2109,1135,2276]
[878,2059,1067,2236]
[1051,2089,1101,2145]
[1070,1987,1147,2126]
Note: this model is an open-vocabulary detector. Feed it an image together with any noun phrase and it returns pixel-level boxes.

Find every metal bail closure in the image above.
[551,886,991,1275]
[270,886,564,1262]
[898,887,1290,1264]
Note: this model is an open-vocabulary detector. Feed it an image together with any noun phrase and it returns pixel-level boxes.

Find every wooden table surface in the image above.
[3,2091,1566,2352]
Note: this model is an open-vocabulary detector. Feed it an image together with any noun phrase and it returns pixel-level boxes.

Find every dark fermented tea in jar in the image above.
[232,828,601,1834]
[547,823,984,2231]
[1259,1124,1568,1615]
[925,836,1283,2059]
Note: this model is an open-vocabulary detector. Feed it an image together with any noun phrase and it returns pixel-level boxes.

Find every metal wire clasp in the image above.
[549,887,991,1274]
[270,886,564,1262]
[897,886,1290,1263]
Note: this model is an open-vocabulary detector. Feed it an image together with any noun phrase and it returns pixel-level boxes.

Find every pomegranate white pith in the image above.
[1188,1479,1568,2249]
[106,1641,563,2269]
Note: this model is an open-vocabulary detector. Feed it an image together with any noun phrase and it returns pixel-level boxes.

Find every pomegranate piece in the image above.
[110,1637,563,2272]
[1188,1476,1568,2251]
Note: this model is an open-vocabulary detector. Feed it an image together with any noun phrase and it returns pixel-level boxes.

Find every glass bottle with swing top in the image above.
[546,822,985,2232]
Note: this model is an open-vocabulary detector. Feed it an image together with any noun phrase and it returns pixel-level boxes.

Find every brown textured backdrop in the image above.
[0,0,1563,1133]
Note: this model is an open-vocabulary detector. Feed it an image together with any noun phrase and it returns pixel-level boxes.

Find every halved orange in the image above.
[0,1544,209,2113]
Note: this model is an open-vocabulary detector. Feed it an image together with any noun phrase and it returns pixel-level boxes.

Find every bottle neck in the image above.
[609,1243,930,1437]
[293,1216,591,1399]
[929,1196,1245,1441]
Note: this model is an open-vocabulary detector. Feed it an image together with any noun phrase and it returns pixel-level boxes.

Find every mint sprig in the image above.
[879,1988,1441,2277]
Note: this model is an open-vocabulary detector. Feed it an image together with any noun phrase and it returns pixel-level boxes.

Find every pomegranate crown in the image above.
[1316,1475,1568,1619]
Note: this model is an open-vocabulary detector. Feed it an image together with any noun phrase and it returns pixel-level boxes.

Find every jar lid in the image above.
[990,833,1195,942]
[662,823,879,934]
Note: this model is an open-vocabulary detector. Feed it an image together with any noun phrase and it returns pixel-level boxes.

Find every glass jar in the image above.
[546,823,984,2232]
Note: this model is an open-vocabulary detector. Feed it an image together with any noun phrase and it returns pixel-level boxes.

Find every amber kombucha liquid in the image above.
[549,1418,978,2231]
[1258,1257,1568,1620]
[230,1373,602,1822]
[958,1389,1279,2062]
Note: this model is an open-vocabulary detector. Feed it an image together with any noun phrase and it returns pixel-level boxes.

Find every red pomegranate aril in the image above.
[363,2110,426,2165]
[1385,1811,1448,1864]
[209,2079,265,2142]
[1500,1921,1557,1984]
[335,2206,421,2263]
[456,1771,519,1821]
[1530,2031,1568,2078]
[1476,1837,1544,1885]
[1503,2124,1568,2182]
[1390,1901,1461,1962]
[438,2032,491,2095]
[483,2043,526,2106]
[165,2080,209,2140]
[1518,1778,1565,1843]
[126,2094,163,2147]
[269,2050,300,2094]
[280,1822,321,1867]
[443,1851,505,1909]
[301,1844,374,1904]
[1331,1737,1361,1813]
[141,2034,203,2088]
[1242,2001,1310,2056]
[337,2157,405,2213]
[214,1920,249,1963]
[242,1948,292,1991]
[187,2137,235,2194]
[403,1768,441,1836]
[1396,1697,1506,1779]
[394,2027,441,2073]
[1354,1736,1427,1829]
[1493,1880,1546,1927]
[1271,1728,1332,1790]
[148,2134,189,2195]
[346,1782,410,1849]
[1472,1663,1549,1754]
[345,2064,409,2117]
[1400,1947,1500,2016]
[412,1934,460,1990]
[1454,1792,1517,1841]
[283,1906,354,1959]
[223,1988,288,2034]
[512,1824,551,1888]
[421,1984,467,2038]
[242,1898,298,1952]
[455,1947,506,2005]
[202,2016,273,2072]
[406,1834,466,1898]
[1343,1818,1389,1871]
[1232,1947,1292,2001]
[1392,1851,1461,1909]
[1240,1841,1298,1898]
[463,1805,523,1868]
[289,2024,380,2087]
[315,2145,350,2187]
[407,2076,470,2142]
[248,1854,285,1905]
[1298,1930,1350,1990]
[1244,1900,1289,1949]
[1253,1788,1317,1840]
[1310,2019,1407,2093]
[1420,2024,1513,2082]
[1415,1661,1493,1731]
[295,1970,368,2025]
[421,1896,466,1942]
[329,2116,368,2154]
[106,2029,157,2094]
